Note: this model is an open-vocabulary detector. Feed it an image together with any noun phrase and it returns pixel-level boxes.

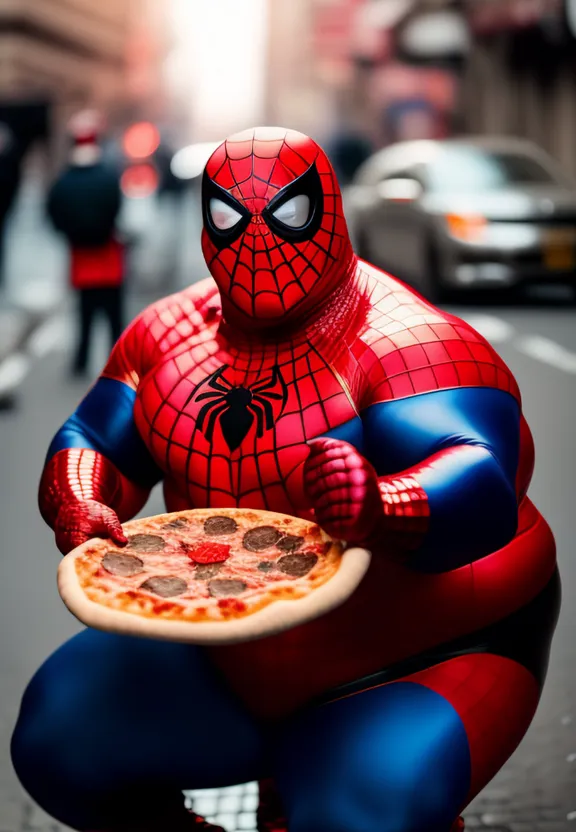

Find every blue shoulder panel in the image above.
[324,388,521,571]
[323,415,365,456]
[47,378,162,489]
[361,387,521,484]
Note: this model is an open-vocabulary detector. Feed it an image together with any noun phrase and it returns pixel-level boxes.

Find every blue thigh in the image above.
[11,630,266,829]
[274,681,471,832]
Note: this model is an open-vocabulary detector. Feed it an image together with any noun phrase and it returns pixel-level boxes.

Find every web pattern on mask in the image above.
[202,127,350,319]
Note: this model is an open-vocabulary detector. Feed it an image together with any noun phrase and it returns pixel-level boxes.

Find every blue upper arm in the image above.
[325,387,521,570]
[361,387,520,484]
[47,378,162,489]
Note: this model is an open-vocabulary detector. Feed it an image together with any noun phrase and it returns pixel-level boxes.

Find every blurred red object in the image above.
[313,0,364,83]
[67,110,105,146]
[70,238,124,290]
[352,0,414,62]
[121,162,159,198]
[468,0,562,34]
[123,121,160,160]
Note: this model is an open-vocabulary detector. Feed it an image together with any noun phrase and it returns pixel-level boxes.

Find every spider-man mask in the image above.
[201,127,355,329]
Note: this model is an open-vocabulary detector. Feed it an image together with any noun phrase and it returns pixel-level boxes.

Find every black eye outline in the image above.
[263,163,324,243]
[202,162,325,249]
[202,170,251,249]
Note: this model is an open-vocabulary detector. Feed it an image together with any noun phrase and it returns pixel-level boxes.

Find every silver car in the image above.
[345,137,576,301]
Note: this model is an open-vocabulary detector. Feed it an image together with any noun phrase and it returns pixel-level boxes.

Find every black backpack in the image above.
[47,162,121,248]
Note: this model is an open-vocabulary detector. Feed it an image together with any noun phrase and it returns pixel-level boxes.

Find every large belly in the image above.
[208,499,556,719]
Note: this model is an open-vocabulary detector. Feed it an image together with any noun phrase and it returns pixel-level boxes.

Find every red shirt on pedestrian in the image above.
[70,237,124,290]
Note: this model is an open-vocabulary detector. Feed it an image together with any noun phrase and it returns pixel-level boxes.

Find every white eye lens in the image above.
[210,198,242,231]
[272,194,310,228]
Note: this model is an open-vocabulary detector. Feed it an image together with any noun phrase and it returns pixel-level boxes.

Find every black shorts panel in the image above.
[318,567,561,705]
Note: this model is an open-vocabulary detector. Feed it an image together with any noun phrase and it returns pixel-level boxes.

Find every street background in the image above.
[1,0,576,830]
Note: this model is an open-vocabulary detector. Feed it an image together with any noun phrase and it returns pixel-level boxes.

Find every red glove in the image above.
[303,437,383,545]
[54,499,127,555]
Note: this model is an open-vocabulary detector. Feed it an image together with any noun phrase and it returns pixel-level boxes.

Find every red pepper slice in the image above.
[185,541,231,564]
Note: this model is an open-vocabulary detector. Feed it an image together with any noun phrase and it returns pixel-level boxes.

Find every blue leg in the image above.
[11,630,267,830]
[273,681,471,832]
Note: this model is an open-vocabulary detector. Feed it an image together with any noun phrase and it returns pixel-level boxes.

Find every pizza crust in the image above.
[57,509,372,645]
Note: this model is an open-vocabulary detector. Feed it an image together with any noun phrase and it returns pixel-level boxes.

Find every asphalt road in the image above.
[0,295,575,832]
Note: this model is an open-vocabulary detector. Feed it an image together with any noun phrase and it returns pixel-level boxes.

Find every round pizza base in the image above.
[57,508,371,646]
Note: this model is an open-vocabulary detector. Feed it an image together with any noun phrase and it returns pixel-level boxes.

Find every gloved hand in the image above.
[303,437,382,545]
[54,498,127,555]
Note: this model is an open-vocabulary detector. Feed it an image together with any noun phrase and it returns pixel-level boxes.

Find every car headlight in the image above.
[445,213,487,243]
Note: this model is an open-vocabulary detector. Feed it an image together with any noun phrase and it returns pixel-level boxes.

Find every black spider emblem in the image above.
[187,365,288,452]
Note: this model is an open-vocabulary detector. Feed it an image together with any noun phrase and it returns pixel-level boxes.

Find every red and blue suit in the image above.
[12,128,559,832]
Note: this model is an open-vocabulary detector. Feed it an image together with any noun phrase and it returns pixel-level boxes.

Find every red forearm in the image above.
[304,437,431,553]
[39,448,149,528]
[373,443,518,569]
[374,473,430,553]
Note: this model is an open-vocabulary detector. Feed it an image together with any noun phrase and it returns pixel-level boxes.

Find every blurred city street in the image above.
[0,188,575,831]
[1,0,576,829]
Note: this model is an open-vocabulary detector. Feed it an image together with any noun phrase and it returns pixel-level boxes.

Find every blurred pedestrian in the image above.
[0,122,22,287]
[47,110,125,377]
[326,131,374,186]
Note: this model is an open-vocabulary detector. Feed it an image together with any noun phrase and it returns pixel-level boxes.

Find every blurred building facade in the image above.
[461,0,576,177]
[265,0,467,149]
[266,0,576,180]
[354,0,467,145]
[265,0,352,141]
[0,0,169,163]
[369,0,576,178]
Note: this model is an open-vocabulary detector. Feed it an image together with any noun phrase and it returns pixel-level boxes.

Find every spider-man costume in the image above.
[12,127,559,832]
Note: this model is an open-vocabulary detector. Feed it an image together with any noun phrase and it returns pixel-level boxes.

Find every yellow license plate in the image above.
[544,230,576,270]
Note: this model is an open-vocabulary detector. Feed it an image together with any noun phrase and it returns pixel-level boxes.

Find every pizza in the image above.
[57,508,371,645]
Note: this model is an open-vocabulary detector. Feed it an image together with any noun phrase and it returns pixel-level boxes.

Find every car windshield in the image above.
[428,147,559,193]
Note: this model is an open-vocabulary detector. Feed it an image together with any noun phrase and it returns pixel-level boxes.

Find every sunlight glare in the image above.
[168,0,269,140]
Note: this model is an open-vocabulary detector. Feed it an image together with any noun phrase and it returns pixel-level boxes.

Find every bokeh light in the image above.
[123,122,161,160]
[121,163,159,198]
